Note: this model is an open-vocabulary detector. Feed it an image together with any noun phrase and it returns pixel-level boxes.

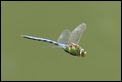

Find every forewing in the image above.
[57,30,71,44]
[69,23,86,44]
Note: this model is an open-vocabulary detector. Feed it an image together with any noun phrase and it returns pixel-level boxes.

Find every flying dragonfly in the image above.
[22,23,87,57]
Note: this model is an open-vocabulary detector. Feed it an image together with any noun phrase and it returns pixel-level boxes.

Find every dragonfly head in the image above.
[80,48,87,57]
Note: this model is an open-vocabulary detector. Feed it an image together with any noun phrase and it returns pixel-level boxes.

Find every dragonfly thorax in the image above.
[64,43,86,57]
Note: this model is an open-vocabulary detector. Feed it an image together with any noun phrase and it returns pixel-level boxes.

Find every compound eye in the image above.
[80,48,84,54]
[84,51,87,54]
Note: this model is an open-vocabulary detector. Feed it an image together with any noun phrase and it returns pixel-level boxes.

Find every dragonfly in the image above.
[22,23,87,57]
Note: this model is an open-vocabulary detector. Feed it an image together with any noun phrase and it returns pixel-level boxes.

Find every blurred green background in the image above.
[1,1,121,81]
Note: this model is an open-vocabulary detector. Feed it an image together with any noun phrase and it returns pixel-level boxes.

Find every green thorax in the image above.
[64,43,86,57]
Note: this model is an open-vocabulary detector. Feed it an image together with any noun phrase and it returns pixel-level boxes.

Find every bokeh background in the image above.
[1,1,121,81]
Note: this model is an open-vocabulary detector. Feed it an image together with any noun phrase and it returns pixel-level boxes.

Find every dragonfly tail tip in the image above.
[21,35,26,38]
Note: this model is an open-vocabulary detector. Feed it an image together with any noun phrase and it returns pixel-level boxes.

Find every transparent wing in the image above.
[69,23,86,44]
[57,30,71,44]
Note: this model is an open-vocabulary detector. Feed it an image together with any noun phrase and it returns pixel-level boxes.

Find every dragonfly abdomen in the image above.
[22,35,59,46]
